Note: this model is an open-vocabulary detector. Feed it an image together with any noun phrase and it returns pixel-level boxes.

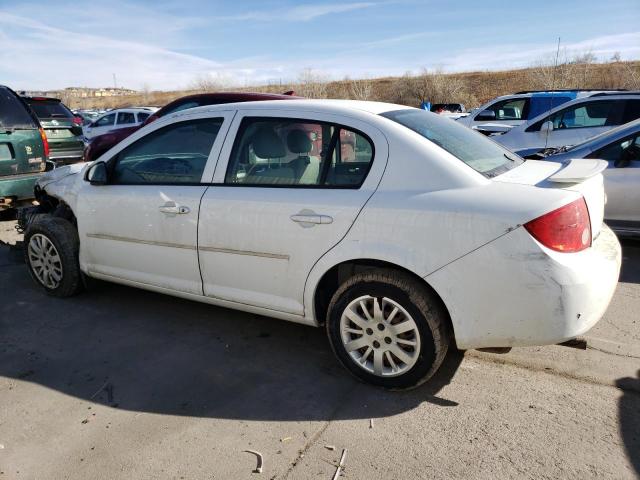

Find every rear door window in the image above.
[25,100,73,119]
[117,112,136,125]
[528,100,625,131]
[224,117,374,188]
[0,88,37,129]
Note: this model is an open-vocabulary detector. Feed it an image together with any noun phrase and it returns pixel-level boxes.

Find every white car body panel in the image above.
[198,108,389,315]
[35,100,621,349]
[78,109,236,293]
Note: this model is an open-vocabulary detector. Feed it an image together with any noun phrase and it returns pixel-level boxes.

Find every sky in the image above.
[0,0,639,91]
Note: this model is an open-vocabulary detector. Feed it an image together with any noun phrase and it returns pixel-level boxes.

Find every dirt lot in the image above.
[1,220,639,480]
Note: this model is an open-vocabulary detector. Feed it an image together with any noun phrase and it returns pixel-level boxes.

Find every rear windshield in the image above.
[0,87,37,129]
[25,99,73,119]
[381,109,523,178]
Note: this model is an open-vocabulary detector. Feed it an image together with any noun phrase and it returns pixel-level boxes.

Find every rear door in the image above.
[77,111,234,294]
[197,109,388,315]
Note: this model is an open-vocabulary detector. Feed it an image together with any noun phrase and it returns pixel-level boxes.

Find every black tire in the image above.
[326,268,450,390]
[23,215,84,297]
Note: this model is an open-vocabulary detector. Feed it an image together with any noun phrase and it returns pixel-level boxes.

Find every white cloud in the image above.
[0,3,638,93]
[0,12,290,91]
[215,2,376,22]
[437,32,640,72]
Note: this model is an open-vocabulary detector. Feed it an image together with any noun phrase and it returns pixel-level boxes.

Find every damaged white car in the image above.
[20,100,621,389]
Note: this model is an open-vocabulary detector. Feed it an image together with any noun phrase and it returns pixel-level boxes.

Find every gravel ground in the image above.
[1,220,638,480]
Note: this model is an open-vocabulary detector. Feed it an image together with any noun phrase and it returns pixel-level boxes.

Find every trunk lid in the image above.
[494,159,607,239]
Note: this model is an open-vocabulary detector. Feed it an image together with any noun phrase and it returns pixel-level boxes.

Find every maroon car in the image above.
[84,91,299,162]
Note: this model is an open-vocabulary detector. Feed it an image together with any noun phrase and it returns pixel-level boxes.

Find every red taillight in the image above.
[39,127,50,158]
[524,198,591,253]
[73,116,83,125]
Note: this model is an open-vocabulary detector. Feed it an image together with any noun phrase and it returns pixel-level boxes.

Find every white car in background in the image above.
[83,107,158,139]
[495,93,640,157]
[21,100,620,389]
[543,118,640,236]
[456,90,614,134]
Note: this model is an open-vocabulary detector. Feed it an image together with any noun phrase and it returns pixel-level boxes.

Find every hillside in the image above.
[63,60,640,111]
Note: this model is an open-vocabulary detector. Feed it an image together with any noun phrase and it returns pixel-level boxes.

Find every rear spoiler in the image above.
[547,159,608,183]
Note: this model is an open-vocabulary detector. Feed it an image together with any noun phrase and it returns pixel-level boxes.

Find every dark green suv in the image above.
[22,96,84,165]
[0,86,49,211]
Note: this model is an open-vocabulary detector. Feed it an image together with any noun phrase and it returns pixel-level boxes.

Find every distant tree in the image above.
[296,68,328,98]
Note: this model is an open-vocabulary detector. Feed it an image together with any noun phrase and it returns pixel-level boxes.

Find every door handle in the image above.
[159,202,190,215]
[290,214,333,225]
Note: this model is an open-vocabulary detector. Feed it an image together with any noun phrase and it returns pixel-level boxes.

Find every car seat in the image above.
[287,129,320,184]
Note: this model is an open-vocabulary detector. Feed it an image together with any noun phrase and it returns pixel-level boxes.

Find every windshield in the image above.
[564,118,640,152]
[0,87,38,129]
[381,109,523,178]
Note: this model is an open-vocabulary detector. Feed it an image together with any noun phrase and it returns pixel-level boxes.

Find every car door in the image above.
[84,112,116,138]
[197,110,388,316]
[76,110,234,294]
[588,132,640,229]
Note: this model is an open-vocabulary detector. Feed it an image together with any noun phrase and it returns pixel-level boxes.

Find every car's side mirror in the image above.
[44,160,56,172]
[614,157,631,168]
[475,110,496,121]
[85,162,108,185]
[540,121,554,134]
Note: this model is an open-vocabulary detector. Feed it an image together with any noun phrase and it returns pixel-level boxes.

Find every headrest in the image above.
[251,127,286,158]
[287,129,312,154]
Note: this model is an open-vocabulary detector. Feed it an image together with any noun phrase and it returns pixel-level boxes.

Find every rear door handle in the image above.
[290,214,333,225]
[159,202,190,215]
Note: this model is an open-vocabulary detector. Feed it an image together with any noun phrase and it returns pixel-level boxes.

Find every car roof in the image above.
[169,99,412,120]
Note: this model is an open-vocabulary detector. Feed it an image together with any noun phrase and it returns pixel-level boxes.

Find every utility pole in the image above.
[113,73,117,89]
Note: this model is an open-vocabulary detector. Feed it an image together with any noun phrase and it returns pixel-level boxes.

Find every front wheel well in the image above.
[312,259,453,336]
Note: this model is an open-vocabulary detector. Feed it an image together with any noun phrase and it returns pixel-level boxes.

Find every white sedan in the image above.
[21,100,621,389]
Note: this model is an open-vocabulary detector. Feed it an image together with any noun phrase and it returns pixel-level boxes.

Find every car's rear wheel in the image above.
[24,216,83,297]
[326,269,450,390]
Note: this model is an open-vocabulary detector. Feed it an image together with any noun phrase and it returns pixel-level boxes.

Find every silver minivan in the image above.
[494,93,640,157]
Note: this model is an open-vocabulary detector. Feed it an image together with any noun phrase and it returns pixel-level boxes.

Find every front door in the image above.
[197,111,388,315]
[77,112,233,294]
[590,132,640,228]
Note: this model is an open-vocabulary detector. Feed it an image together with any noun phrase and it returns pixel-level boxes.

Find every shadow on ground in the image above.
[616,371,640,476]
[620,239,640,284]
[0,246,462,422]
